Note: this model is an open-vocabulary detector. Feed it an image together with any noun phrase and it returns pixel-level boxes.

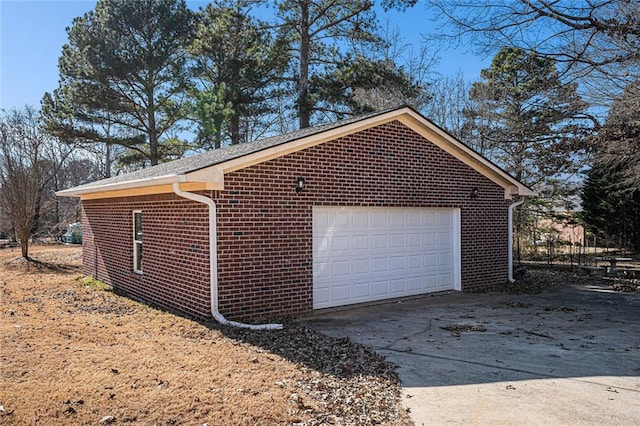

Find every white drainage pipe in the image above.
[172,182,282,330]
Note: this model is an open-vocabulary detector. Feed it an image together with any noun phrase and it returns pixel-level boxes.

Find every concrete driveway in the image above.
[300,281,640,425]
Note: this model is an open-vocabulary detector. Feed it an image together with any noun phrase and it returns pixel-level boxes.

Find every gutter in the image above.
[56,174,183,197]
[172,182,282,330]
[508,199,525,283]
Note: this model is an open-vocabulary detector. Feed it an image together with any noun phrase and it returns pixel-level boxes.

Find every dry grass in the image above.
[0,245,409,425]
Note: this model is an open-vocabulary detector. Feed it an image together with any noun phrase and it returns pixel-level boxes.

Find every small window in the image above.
[133,211,142,273]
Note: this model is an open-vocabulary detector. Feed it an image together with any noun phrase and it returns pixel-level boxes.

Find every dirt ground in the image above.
[0,245,409,425]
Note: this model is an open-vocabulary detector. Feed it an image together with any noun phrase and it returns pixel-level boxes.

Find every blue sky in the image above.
[0,0,488,111]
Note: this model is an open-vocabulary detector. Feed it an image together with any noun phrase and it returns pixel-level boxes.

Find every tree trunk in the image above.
[148,126,159,166]
[147,81,159,166]
[21,238,29,260]
[54,175,60,239]
[104,143,112,179]
[230,114,240,146]
[297,1,311,129]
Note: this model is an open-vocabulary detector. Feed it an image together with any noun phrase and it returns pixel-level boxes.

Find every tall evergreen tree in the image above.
[594,79,640,190]
[43,0,195,167]
[581,80,640,252]
[427,0,640,106]
[580,163,640,252]
[318,55,426,116]
[465,47,595,249]
[465,47,593,186]
[275,0,378,128]
[189,0,288,148]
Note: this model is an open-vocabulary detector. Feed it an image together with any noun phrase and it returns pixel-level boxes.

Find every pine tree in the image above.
[275,0,378,128]
[189,0,288,148]
[581,80,640,252]
[465,47,595,251]
[465,47,592,186]
[43,0,195,167]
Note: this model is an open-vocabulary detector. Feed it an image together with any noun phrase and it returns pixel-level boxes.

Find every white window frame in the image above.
[133,210,143,274]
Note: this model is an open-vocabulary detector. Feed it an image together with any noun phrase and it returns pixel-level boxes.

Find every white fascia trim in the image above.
[55,174,185,197]
[55,170,225,198]
[185,167,224,185]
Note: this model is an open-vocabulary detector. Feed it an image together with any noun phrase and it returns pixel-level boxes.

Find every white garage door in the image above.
[313,207,461,309]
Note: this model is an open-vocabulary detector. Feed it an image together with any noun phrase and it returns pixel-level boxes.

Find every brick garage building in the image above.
[58,106,532,324]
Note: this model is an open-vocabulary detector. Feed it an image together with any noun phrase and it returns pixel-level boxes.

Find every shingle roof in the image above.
[57,104,535,199]
[66,106,403,193]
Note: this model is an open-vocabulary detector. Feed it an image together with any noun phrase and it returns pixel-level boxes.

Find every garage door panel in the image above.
[331,235,350,251]
[423,253,438,267]
[315,261,330,278]
[390,256,405,271]
[352,235,369,250]
[316,237,329,253]
[371,211,387,227]
[391,278,406,294]
[352,211,369,226]
[438,232,453,245]
[314,287,330,305]
[407,276,422,292]
[390,211,406,226]
[424,275,438,290]
[334,211,350,225]
[423,233,437,247]
[423,211,437,225]
[315,210,330,227]
[438,211,452,225]
[373,280,388,295]
[353,282,370,299]
[334,260,352,276]
[406,233,421,247]
[390,233,405,248]
[438,272,454,289]
[371,234,388,249]
[407,254,421,269]
[333,284,351,302]
[352,258,370,274]
[406,211,421,225]
[372,257,389,272]
[313,207,460,309]
[439,252,454,266]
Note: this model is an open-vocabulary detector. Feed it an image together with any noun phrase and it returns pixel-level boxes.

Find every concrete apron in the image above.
[299,283,640,425]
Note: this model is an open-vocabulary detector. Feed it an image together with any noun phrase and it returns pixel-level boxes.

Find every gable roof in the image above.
[57,105,534,200]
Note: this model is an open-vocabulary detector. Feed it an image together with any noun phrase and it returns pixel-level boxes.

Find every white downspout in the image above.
[172,182,282,330]
[508,198,525,283]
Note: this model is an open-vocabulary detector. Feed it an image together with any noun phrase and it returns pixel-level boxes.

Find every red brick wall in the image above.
[82,195,211,319]
[82,120,511,321]
[214,120,509,320]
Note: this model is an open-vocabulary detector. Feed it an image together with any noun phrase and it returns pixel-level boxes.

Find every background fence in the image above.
[518,240,637,271]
